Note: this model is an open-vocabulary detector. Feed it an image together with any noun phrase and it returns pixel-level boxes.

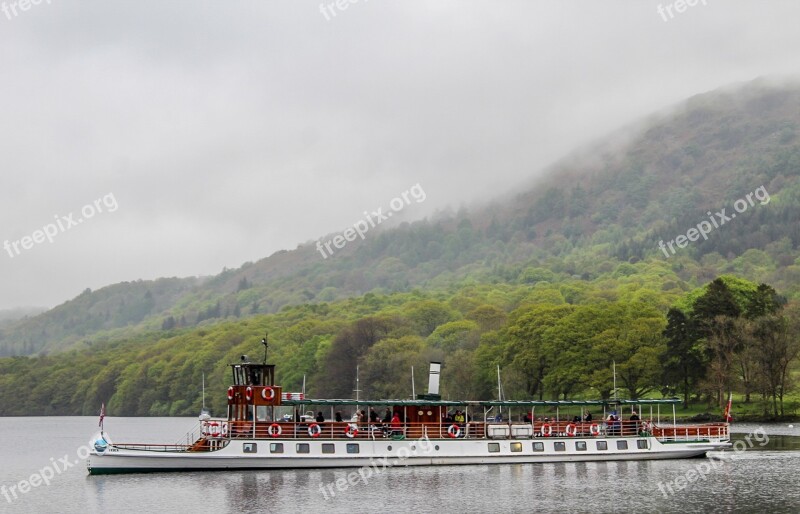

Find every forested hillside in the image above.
[3,82,800,358]
[1,80,800,417]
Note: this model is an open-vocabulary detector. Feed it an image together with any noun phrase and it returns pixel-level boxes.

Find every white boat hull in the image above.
[88,436,729,474]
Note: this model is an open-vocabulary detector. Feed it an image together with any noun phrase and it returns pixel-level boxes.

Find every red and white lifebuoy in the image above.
[308,423,322,438]
[245,386,253,402]
[447,424,461,438]
[227,387,235,401]
[220,422,229,438]
[208,421,220,437]
[345,424,359,438]
[590,423,600,436]
[566,423,577,437]
[268,423,282,438]
[261,386,275,401]
[540,423,552,437]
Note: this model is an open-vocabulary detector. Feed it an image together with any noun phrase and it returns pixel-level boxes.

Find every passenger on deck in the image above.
[316,412,325,423]
[369,408,379,423]
[335,411,343,422]
[390,412,402,436]
[523,413,531,423]
[607,411,619,436]
[382,408,392,423]
[629,411,640,435]
[359,410,368,425]
[584,412,593,422]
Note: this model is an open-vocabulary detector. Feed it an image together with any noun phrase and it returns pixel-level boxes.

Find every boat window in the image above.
[532,442,544,452]
[270,443,284,454]
[488,443,500,453]
[322,443,335,454]
[296,443,310,454]
[596,441,608,451]
[346,444,359,454]
[510,442,522,452]
[617,440,628,450]
[554,442,566,451]
[637,439,648,450]
[575,441,587,451]
[243,443,257,454]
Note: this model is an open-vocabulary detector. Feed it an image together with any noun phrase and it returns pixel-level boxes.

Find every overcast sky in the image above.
[1,0,799,310]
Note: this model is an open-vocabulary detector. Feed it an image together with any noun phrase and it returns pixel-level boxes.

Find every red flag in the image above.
[722,392,733,422]
[99,402,106,428]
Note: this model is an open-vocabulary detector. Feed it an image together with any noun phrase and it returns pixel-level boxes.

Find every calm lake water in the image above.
[1,417,799,513]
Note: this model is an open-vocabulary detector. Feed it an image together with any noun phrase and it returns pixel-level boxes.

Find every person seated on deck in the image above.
[390,411,403,436]
[572,415,581,423]
[316,412,325,423]
[628,411,640,435]
[454,410,466,431]
[523,413,531,423]
[335,411,343,422]
[584,411,593,422]
[607,411,619,436]
[369,408,379,424]
[382,408,392,424]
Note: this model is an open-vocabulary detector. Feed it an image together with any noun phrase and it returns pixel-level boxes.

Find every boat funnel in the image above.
[427,362,441,395]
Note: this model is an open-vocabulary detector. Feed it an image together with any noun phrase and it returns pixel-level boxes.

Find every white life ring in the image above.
[540,423,552,437]
[227,387,235,401]
[447,424,461,438]
[566,423,577,437]
[208,421,220,437]
[245,386,254,401]
[308,423,322,438]
[345,424,359,438]
[261,386,276,401]
[590,423,600,436]
[268,423,282,438]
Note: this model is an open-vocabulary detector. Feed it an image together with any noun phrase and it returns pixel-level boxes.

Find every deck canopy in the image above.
[281,398,682,408]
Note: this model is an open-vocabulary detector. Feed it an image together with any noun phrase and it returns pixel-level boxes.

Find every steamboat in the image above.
[87,348,730,474]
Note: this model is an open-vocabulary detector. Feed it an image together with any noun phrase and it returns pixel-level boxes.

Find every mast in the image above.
[497,365,503,418]
[354,365,361,412]
[261,332,269,364]
[613,360,617,402]
[411,366,416,398]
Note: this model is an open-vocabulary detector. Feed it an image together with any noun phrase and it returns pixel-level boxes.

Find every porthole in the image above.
[388,445,392,451]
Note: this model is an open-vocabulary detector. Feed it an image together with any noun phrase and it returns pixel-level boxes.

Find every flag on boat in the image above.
[722,392,733,422]
[99,402,106,428]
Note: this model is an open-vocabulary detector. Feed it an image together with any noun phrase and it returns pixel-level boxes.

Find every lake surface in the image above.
[1,417,799,513]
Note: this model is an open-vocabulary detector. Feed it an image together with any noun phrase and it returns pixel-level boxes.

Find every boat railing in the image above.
[650,423,729,442]
[199,418,728,442]
[209,420,641,440]
[112,443,194,452]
